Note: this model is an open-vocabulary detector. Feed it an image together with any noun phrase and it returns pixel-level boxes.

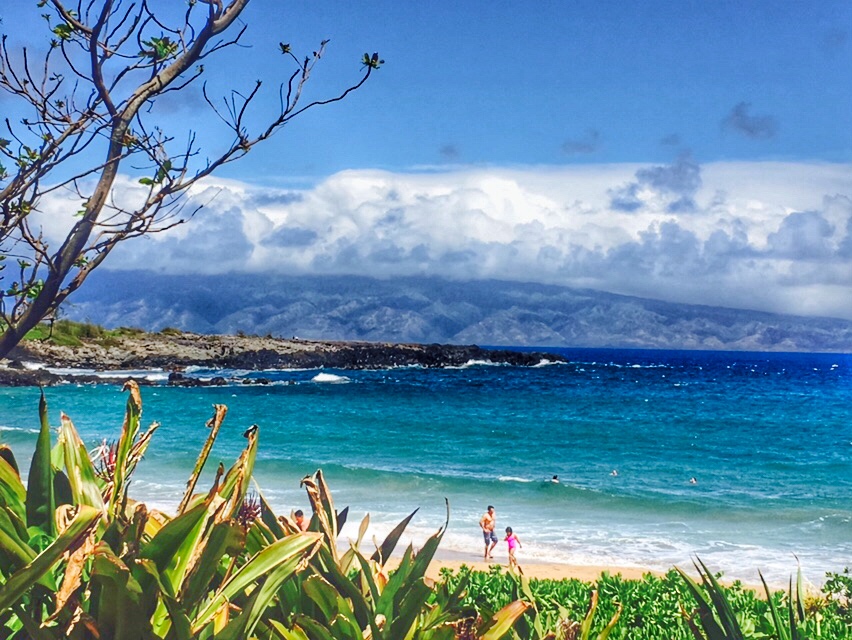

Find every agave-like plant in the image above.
[677,557,809,640]
[0,383,530,639]
[0,384,323,639]
[255,469,530,639]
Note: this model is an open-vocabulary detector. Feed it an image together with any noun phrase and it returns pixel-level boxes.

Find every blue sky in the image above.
[4,1,849,175]
[213,0,852,179]
[3,1,852,320]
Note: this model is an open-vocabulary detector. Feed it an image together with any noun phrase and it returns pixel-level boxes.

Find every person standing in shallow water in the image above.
[480,505,498,560]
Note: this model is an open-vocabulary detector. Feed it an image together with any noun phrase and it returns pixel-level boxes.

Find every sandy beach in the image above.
[418,550,783,591]
[423,557,660,583]
[387,546,662,583]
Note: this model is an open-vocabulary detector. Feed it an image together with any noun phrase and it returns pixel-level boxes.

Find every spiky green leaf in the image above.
[26,391,55,536]
[0,505,99,610]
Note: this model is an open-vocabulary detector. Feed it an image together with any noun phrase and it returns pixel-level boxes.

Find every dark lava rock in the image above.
[0,368,62,387]
[167,372,230,387]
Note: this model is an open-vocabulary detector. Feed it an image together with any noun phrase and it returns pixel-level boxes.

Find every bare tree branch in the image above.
[0,0,381,357]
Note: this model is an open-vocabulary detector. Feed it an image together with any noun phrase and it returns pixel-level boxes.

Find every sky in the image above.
[2,1,852,319]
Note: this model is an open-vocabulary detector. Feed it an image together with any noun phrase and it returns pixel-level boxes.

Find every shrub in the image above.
[0,385,528,639]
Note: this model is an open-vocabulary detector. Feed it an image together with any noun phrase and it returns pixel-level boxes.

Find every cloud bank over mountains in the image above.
[43,158,852,320]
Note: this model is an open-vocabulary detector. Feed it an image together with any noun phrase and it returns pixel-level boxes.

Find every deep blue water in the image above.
[1,347,851,584]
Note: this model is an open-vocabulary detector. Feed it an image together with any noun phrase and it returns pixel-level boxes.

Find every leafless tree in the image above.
[0,0,382,358]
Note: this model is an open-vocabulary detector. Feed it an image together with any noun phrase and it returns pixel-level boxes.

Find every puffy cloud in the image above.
[608,153,701,213]
[33,159,852,319]
[723,102,779,140]
[765,211,834,260]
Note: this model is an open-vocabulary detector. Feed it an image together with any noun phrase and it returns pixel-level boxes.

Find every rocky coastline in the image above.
[1,331,566,387]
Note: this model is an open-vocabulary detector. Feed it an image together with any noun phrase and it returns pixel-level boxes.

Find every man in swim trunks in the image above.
[480,505,498,560]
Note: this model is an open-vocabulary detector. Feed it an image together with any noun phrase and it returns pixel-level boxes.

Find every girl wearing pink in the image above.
[504,527,523,573]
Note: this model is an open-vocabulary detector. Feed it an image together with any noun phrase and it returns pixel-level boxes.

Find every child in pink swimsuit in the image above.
[504,527,523,573]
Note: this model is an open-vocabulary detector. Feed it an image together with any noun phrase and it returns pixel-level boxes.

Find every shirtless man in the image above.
[294,509,309,531]
[479,505,498,560]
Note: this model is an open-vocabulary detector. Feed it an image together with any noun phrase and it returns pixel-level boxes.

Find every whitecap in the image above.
[497,476,534,483]
[533,359,563,368]
[44,366,169,381]
[460,359,501,368]
[0,425,39,434]
[312,372,350,383]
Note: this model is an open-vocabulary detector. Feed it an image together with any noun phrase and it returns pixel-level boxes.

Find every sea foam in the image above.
[311,372,350,383]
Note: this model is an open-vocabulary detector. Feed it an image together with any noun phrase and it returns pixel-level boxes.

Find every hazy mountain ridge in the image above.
[63,271,852,352]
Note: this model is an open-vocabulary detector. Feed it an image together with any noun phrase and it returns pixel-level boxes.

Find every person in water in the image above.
[505,526,523,573]
[480,505,498,560]
[550,475,560,483]
[294,509,309,531]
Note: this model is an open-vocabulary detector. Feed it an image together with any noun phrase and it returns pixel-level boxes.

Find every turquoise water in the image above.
[1,348,851,584]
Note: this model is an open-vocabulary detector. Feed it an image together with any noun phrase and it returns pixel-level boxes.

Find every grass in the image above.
[22,319,145,347]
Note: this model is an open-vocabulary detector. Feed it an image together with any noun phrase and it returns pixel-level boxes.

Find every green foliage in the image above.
[362,52,385,68]
[21,319,145,347]
[23,319,103,345]
[0,386,529,639]
[824,568,852,606]
[51,22,73,40]
[140,36,178,61]
[438,564,852,640]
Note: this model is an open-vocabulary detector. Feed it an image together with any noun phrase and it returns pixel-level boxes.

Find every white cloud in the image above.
[36,159,852,319]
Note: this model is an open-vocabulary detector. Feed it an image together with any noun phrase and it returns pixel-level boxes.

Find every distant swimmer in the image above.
[610,469,619,477]
[550,475,560,484]
[689,477,697,485]
[480,505,498,560]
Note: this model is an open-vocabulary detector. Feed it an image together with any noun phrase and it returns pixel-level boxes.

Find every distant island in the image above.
[0,322,565,387]
[60,271,852,353]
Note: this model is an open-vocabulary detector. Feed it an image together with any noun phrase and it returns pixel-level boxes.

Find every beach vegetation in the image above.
[0,1,381,360]
[440,563,852,639]
[0,385,530,638]
[21,318,142,348]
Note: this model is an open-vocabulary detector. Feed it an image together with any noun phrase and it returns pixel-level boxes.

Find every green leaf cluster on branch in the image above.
[0,0,381,359]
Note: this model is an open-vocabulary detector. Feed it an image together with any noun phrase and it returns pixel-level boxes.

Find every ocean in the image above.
[1,347,850,586]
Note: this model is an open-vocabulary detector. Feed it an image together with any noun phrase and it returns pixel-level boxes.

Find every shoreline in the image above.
[422,548,661,583]
[1,329,567,387]
[394,550,782,591]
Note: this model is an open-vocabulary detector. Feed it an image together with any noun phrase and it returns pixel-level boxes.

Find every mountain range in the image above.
[61,270,852,352]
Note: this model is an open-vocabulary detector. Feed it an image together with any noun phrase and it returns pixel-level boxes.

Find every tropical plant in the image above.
[0,383,530,639]
[253,470,530,640]
[677,557,814,640]
[439,563,852,640]
[0,383,323,638]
